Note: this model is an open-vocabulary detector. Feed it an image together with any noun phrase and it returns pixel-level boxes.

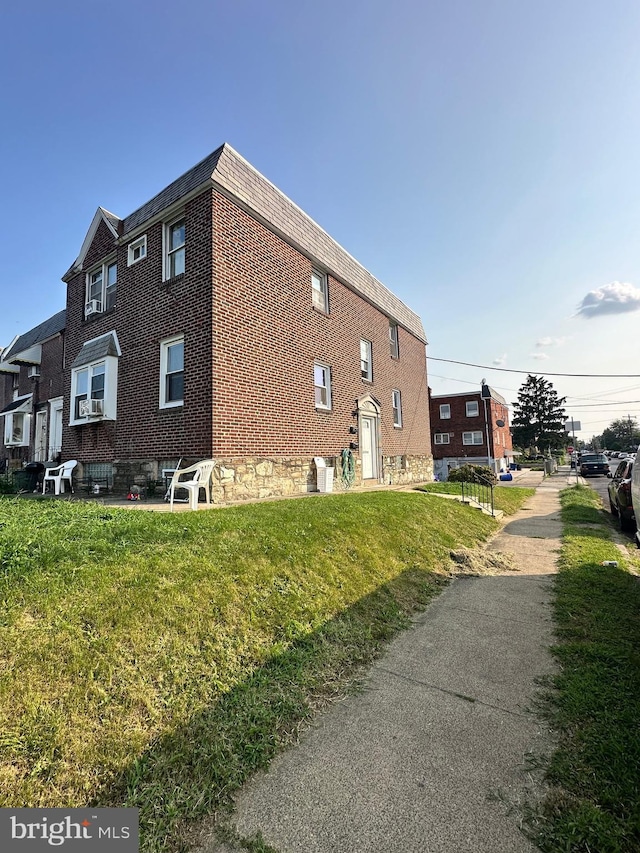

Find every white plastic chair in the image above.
[168,459,216,511]
[42,459,78,495]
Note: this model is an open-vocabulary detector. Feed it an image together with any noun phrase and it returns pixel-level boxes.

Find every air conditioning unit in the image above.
[85,299,103,316]
[79,399,104,417]
[27,365,40,379]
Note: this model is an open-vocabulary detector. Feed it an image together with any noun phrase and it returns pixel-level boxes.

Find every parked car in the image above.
[607,458,635,531]
[579,453,609,477]
[632,449,640,548]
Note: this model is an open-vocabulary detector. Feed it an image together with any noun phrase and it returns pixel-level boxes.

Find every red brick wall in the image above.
[212,191,431,459]
[60,189,431,483]
[430,392,511,461]
[63,195,214,464]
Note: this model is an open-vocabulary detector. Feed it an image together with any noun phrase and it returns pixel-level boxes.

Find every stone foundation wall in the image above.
[94,454,434,503]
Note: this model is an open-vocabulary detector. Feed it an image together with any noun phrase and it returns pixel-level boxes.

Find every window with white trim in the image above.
[463,431,484,445]
[360,339,373,381]
[434,433,450,445]
[439,404,451,419]
[392,389,402,427]
[160,336,184,408]
[466,400,479,417]
[4,412,30,446]
[314,362,331,410]
[72,363,106,420]
[311,270,328,313]
[164,218,185,279]
[128,235,147,266]
[86,259,117,315]
[389,322,399,359]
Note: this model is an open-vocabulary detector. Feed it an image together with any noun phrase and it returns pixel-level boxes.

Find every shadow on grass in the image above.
[533,562,640,853]
[96,569,449,853]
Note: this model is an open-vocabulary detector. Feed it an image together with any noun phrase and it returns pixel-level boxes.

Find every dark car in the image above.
[579,453,609,477]
[608,458,635,531]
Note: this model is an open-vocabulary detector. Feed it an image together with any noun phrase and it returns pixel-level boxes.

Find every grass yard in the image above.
[0,487,532,852]
[531,485,640,853]
[417,481,535,516]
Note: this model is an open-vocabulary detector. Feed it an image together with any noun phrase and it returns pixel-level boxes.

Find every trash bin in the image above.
[23,462,45,491]
[12,471,31,491]
[314,457,334,493]
[509,463,517,471]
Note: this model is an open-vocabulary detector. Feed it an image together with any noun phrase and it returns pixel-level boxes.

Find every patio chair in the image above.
[42,459,78,495]
[168,459,216,511]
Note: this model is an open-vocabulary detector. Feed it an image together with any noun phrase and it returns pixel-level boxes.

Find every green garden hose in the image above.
[340,449,356,490]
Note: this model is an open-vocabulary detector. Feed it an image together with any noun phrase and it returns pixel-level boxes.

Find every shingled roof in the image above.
[83,144,426,342]
[3,310,66,362]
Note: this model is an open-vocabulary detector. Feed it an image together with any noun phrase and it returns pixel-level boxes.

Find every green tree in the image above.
[600,417,640,451]
[511,375,567,452]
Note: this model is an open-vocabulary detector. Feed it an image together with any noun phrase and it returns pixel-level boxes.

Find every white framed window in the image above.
[466,400,479,417]
[360,339,373,381]
[70,333,120,425]
[164,217,185,280]
[4,412,30,446]
[463,431,484,445]
[160,336,184,408]
[389,322,399,359]
[392,389,402,427]
[314,362,332,410]
[72,363,106,421]
[434,433,450,445]
[128,235,147,266]
[312,270,328,313]
[86,259,117,315]
[439,404,451,419]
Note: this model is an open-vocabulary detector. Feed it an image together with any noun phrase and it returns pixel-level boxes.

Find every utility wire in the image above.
[427,357,640,378]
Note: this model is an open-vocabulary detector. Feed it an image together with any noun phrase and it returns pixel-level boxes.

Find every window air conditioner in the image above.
[79,399,104,417]
[85,299,103,316]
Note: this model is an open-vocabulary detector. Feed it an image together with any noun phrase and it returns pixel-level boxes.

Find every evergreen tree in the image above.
[511,375,567,452]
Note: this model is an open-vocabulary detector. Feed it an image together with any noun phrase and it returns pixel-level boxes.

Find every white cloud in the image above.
[536,336,566,347]
[493,353,507,365]
[530,352,550,360]
[575,281,640,318]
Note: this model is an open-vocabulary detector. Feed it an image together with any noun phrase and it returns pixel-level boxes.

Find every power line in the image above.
[427,356,640,378]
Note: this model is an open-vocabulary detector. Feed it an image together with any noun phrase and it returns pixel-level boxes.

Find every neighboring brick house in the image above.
[429,384,514,479]
[0,311,66,472]
[60,143,433,499]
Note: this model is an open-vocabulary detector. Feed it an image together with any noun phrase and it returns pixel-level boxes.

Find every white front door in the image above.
[34,411,47,462]
[48,398,63,461]
[361,416,378,479]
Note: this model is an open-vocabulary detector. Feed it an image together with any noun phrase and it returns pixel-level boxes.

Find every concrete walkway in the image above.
[197,472,569,853]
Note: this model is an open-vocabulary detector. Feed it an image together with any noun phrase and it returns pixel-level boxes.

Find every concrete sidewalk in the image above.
[197,473,567,853]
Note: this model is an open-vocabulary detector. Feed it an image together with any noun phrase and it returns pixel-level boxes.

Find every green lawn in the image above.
[417,481,535,515]
[0,488,533,852]
[531,485,640,853]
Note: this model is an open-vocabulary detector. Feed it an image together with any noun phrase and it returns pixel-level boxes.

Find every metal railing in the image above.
[461,475,496,517]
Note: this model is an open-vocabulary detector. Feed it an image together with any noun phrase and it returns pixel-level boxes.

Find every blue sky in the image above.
[2,0,640,441]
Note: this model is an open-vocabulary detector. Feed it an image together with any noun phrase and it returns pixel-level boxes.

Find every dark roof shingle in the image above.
[3,310,66,361]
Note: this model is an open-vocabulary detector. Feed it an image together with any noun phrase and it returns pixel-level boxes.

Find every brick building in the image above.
[54,143,433,499]
[0,311,66,473]
[429,384,514,479]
